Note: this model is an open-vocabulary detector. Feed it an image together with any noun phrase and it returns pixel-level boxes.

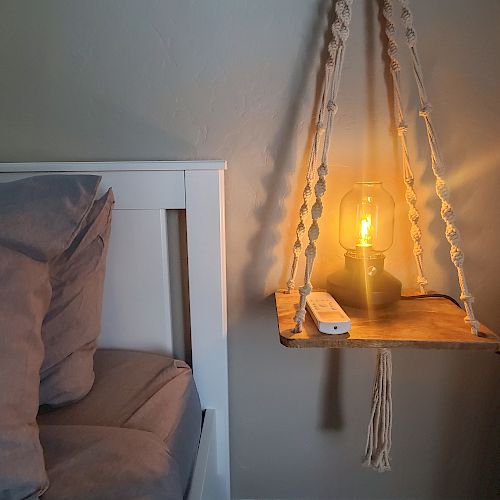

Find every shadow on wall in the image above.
[241,0,335,305]
[369,0,398,168]
[432,350,500,498]
[320,349,344,430]
[239,0,349,434]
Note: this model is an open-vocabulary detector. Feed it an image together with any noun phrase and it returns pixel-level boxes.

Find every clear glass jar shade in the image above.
[339,182,395,252]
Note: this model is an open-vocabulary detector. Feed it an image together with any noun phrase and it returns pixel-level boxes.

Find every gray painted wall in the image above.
[1,1,499,498]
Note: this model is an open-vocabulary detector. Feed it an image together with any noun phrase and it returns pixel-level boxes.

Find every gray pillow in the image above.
[40,189,114,406]
[0,174,100,499]
[0,174,100,261]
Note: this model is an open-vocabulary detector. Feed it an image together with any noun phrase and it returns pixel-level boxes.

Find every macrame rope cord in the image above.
[287,50,333,292]
[293,0,353,333]
[382,0,428,294]
[363,348,393,472]
[286,0,350,293]
[398,0,480,335]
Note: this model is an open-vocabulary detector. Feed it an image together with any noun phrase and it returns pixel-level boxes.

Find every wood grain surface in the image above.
[276,290,499,351]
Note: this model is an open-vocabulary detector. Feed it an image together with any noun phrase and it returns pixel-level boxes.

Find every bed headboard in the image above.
[0,161,229,498]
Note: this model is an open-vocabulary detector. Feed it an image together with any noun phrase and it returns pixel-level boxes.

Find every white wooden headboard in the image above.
[0,161,229,499]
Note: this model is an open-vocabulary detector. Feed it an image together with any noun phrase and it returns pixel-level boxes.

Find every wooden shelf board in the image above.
[275,290,500,351]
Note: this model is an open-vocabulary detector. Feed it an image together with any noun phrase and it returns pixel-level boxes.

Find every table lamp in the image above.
[327,181,402,308]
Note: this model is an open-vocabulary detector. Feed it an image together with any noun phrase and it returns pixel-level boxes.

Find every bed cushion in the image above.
[0,175,100,260]
[0,174,101,499]
[40,189,114,406]
[38,349,202,496]
[39,425,183,500]
[0,250,51,499]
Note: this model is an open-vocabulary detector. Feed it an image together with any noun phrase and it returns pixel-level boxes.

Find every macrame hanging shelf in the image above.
[274,0,499,473]
[275,0,500,350]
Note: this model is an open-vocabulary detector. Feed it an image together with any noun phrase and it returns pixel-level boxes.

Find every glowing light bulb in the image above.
[357,214,372,248]
[339,182,395,254]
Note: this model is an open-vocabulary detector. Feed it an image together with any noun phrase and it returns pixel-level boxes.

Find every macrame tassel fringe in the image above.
[363,348,393,472]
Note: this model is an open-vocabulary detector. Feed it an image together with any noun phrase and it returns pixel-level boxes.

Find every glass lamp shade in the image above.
[339,182,395,253]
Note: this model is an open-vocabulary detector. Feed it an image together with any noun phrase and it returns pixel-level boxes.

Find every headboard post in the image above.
[185,169,229,500]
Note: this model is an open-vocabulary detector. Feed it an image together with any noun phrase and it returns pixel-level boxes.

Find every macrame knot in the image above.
[299,203,308,218]
[308,221,320,241]
[405,28,416,47]
[411,225,422,241]
[327,100,338,114]
[317,121,325,133]
[305,245,316,260]
[440,202,455,223]
[297,222,305,236]
[293,306,306,327]
[445,224,460,245]
[332,19,341,37]
[465,316,480,335]
[460,292,474,303]
[435,179,449,200]
[405,188,417,205]
[299,283,312,297]
[397,123,408,136]
[417,275,429,287]
[432,159,445,178]
[450,246,464,267]
[338,2,351,21]
[304,184,312,199]
[388,38,397,53]
[390,59,401,74]
[419,103,432,117]
[317,163,328,177]
[386,25,396,39]
[327,37,336,55]
[339,26,350,43]
[413,243,423,256]
[401,7,412,24]
[341,1,353,19]
[293,240,301,253]
[408,207,419,223]
[314,179,326,197]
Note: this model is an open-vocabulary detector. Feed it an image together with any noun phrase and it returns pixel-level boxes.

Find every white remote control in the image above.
[306,292,351,335]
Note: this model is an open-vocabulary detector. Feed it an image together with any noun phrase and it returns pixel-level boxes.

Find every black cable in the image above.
[401,293,462,309]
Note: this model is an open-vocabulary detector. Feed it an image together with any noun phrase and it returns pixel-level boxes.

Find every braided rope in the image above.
[286,1,350,293]
[293,0,353,332]
[398,0,479,335]
[287,59,331,292]
[382,0,428,294]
